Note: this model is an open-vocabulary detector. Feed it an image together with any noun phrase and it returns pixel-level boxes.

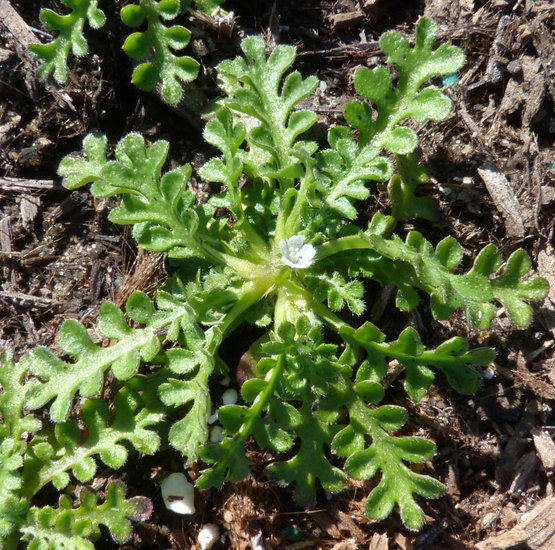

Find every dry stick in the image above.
[0,177,57,192]
[0,290,53,307]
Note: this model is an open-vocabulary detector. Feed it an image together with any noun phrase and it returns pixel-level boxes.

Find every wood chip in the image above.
[537,244,555,304]
[0,216,11,254]
[424,0,462,26]
[336,510,365,541]
[532,429,555,470]
[329,540,357,550]
[529,18,555,104]
[0,290,53,307]
[522,73,547,129]
[311,511,341,539]
[477,162,526,238]
[496,400,539,487]
[0,46,13,63]
[0,177,57,192]
[393,533,413,550]
[19,195,40,230]
[509,451,538,494]
[0,0,39,97]
[537,242,555,339]
[329,11,365,32]
[484,16,511,85]
[368,533,389,550]
[0,114,21,147]
[475,496,555,550]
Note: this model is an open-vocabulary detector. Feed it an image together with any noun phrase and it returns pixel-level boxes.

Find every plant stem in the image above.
[235,217,271,261]
[201,241,271,281]
[316,235,374,261]
[283,169,314,239]
[219,279,274,335]
[235,354,284,442]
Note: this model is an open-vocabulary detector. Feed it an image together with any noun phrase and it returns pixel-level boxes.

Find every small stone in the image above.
[506,59,522,77]
[161,473,195,515]
[198,523,220,550]
[222,388,238,405]
[482,366,495,380]
[210,425,224,442]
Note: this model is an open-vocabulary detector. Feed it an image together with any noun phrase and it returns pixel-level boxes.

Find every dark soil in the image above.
[1,1,554,549]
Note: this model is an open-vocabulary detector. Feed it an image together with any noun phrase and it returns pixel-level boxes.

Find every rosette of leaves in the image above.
[30,0,223,103]
[13,16,548,540]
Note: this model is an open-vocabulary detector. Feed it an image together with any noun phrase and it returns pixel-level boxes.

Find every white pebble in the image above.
[210,425,224,442]
[482,366,495,380]
[207,411,219,424]
[198,523,220,550]
[161,473,195,515]
[220,375,230,386]
[222,388,238,405]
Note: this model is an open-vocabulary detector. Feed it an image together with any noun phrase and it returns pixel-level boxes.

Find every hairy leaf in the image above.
[122,0,199,104]
[20,482,152,548]
[30,0,106,82]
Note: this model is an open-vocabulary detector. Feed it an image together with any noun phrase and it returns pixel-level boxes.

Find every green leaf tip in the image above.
[122,0,200,104]
[29,0,106,82]
[20,482,152,548]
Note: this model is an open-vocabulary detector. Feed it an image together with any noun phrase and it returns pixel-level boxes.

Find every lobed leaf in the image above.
[343,321,492,401]
[159,327,222,459]
[22,388,164,497]
[20,482,152,548]
[29,0,106,82]
[121,0,199,104]
[364,232,548,329]
[22,292,197,423]
[388,150,438,222]
[217,36,318,182]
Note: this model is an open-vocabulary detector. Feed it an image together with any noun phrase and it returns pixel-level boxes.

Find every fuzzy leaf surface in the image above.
[23,292,193,423]
[29,0,106,82]
[20,482,151,548]
[121,0,199,104]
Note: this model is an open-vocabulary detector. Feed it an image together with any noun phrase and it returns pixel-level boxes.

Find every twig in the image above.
[0,290,53,307]
[0,177,57,192]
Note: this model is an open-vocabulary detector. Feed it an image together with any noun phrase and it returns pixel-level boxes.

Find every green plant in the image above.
[2,17,548,547]
[29,0,224,103]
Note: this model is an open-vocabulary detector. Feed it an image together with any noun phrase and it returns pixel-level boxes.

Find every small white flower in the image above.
[279,235,316,269]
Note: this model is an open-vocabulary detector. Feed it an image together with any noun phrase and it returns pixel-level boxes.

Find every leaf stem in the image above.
[316,235,374,262]
[282,167,314,239]
[200,241,271,281]
[219,279,274,335]
[236,354,284,442]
